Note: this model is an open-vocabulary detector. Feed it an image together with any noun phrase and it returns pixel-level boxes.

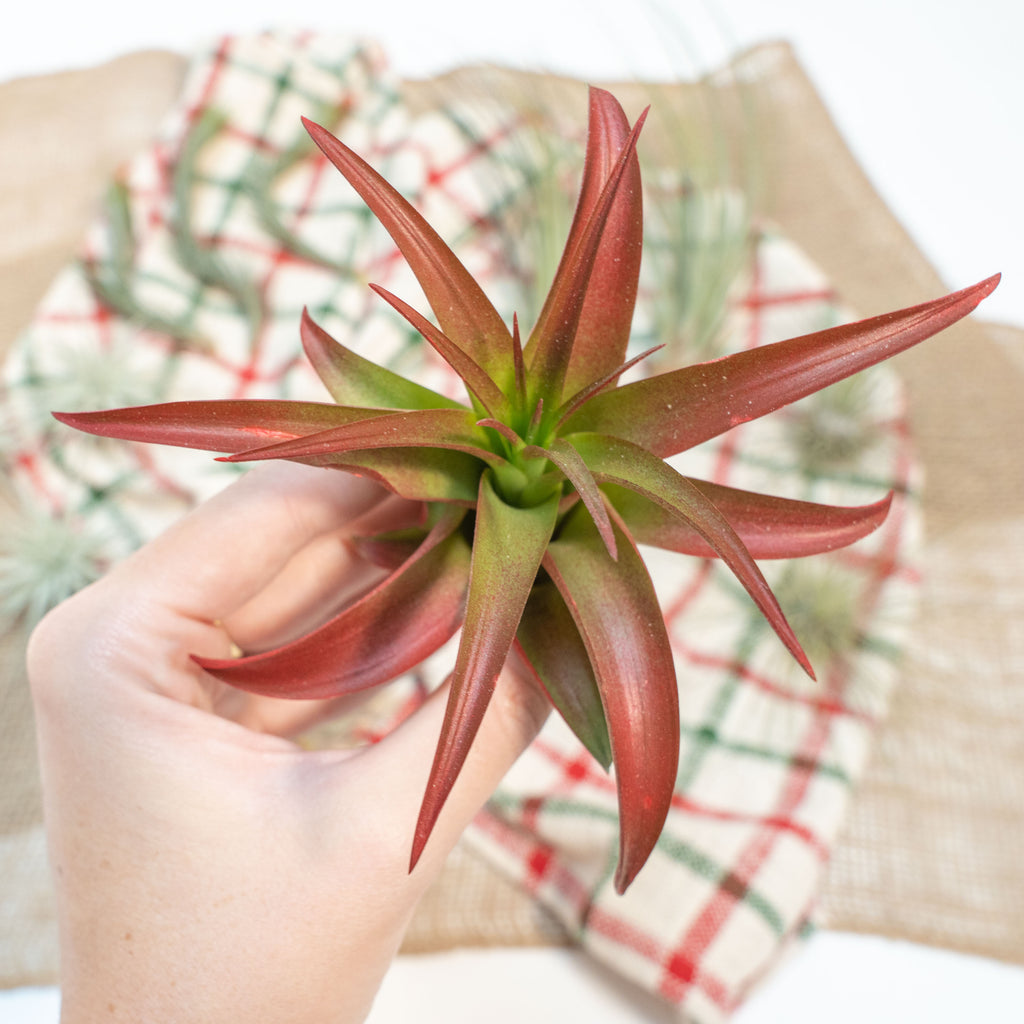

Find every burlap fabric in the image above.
[0,37,1020,1002]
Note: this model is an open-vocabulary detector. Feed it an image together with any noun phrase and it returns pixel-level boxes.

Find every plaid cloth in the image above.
[0,33,921,1020]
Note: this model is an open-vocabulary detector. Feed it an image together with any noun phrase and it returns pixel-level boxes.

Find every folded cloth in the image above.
[0,32,921,1020]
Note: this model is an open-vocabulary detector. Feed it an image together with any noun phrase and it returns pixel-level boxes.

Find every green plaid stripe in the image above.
[0,32,923,1022]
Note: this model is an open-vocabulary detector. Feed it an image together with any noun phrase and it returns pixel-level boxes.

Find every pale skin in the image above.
[28,463,550,1023]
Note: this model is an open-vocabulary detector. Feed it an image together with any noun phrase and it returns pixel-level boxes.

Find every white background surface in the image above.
[2,2,1022,1020]
[6,934,1024,1022]
[1,0,1020,328]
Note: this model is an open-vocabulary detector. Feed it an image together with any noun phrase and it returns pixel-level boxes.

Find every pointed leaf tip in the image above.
[543,505,678,893]
[976,272,1000,297]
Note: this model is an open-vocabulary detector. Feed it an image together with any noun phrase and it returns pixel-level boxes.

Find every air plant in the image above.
[55,88,998,893]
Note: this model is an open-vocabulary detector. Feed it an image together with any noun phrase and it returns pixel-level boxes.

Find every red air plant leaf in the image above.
[516,579,613,769]
[55,84,998,891]
[53,399,393,451]
[302,117,515,390]
[525,88,644,399]
[368,283,512,421]
[525,104,648,406]
[410,472,559,871]
[194,507,471,697]
[567,431,815,677]
[604,482,894,560]
[543,502,679,895]
[566,275,1001,457]
[216,407,504,467]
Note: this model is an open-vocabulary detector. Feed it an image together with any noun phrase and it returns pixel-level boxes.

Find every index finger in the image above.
[115,464,386,623]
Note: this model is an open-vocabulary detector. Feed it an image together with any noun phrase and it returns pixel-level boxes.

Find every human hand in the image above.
[29,463,549,1024]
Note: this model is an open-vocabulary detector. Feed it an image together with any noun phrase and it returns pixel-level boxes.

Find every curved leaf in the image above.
[553,343,663,428]
[606,481,893,559]
[300,309,462,410]
[526,87,645,399]
[526,104,648,407]
[193,508,471,697]
[516,579,612,769]
[543,503,679,894]
[303,118,514,385]
[55,401,486,504]
[218,407,503,467]
[410,472,559,871]
[566,275,1000,456]
[53,400,390,452]
[570,432,814,678]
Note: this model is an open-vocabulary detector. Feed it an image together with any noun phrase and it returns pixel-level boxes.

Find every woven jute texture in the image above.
[745,45,1024,963]
[0,40,1020,992]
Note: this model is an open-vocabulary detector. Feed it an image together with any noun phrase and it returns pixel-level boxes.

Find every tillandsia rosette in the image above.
[55,87,999,892]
